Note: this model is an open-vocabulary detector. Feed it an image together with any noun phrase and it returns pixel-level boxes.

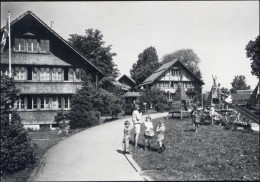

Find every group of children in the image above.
[190,104,223,132]
[123,115,166,154]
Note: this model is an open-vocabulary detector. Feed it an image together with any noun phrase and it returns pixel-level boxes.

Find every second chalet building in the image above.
[0,11,104,130]
[139,60,204,101]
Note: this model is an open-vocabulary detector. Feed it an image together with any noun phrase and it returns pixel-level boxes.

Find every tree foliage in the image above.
[161,49,202,79]
[139,87,169,112]
[68,72,124,128]
[245,35,260,78]
[130,46,160,85]
[1,75,35,175]
[230,75,250,93]
[68,73,100,129]
[68,29,119,78]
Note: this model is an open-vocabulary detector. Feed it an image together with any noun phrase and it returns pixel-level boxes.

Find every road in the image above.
[28,112,169,181]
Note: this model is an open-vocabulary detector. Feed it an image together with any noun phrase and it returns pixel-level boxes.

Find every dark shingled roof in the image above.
[124,92,141,97]
[112,80,131,91]
[118,74,136,84]
[1,52,72,66]
[15,82,82,94]
[139,59,204,86]
[1,11,104,75]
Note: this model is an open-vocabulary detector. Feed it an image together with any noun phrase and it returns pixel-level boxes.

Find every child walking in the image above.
[191,105,200,132]
[123,120,131,154]
[144,115,154,151]
[156,120,166,153]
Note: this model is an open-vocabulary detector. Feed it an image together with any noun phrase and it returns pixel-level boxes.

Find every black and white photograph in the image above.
[1,1,259,181]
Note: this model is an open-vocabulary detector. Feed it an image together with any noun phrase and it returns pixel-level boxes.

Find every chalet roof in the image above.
[1,52,72,66]
[1,11,104,75]
[118,74,136,84]
[112,80,131,91]
[124,92,141,97]
[231,93,251,105]
[139,59,204,86]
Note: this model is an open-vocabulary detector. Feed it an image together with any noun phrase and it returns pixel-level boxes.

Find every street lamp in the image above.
[143,102,147,113]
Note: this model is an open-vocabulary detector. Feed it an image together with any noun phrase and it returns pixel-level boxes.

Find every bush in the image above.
[1,75,35,175]
[54,111,69,129]
[140,87,169,112]
[125,103,134,115]
[69,111,100,129]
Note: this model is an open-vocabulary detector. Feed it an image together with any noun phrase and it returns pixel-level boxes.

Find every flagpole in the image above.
[8,11,12,122]
[8,11,11,77]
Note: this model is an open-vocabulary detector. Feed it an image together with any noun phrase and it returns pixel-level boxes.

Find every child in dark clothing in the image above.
[191,106,200,132]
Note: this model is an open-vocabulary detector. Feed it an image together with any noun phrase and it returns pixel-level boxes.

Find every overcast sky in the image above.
[1,1,259,91]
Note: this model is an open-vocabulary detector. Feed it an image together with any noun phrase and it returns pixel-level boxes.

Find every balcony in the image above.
[15,81,82,94]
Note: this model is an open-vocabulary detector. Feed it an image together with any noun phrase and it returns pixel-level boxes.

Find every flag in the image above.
[1,15,10,54]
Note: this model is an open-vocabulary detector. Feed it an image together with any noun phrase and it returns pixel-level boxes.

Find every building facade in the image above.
[1,11,104,130]
[139,60,204,101]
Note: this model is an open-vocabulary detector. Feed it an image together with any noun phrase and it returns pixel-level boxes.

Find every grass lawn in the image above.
[130,117,259,181]
[1,128,84,182]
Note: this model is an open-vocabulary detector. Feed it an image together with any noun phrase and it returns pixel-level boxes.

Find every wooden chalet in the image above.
[118,74,136,91]
[139,59,204,101]
[0,11,104,130]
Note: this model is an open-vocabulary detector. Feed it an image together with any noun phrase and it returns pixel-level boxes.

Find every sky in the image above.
[1,1,259,91]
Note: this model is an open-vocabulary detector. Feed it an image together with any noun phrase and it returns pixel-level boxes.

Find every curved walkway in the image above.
[28,112,169,181]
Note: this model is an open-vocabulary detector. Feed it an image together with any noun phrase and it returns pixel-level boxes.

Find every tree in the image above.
[161,49,202,79]
[1,75,35,175]
[139,87,169,112]
[245,35,260,78]
[130,46,160,85]
[68,73,100,129]
[230,75,250,93]
[68,29,119,78]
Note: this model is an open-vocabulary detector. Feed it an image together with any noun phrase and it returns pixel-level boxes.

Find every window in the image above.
[57,68,62,80]
[14,38,26,51]
[64,96,69,109]
[45,68,50,80]
[40,40,50,53]
[52,68,57,80]
[12,67,27,80]
[27,67,32,80]
[75,68,81,81]
[68,68,74,81]
[32,67,38,80]
[64,68,68,81]
[58,96,62,109]
[40,97,44,109]
[45,97,49,109]
[39,68,50,81]
[27,39,38,52]
[33,96,37,109]
[14,97,26,110]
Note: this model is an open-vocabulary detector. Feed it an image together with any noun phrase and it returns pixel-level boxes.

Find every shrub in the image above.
[54,111,69,129]
[1,75,35,175]
[140,87,169,112]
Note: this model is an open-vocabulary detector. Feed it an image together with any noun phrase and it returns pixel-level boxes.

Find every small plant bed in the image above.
[130,117,259,181]
[1,128,84,182]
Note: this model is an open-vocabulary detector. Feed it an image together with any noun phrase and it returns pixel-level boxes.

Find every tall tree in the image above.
[68,29,119,78]
[161,49,202,79]
[230,75,251,93]
[1,75,35,175]
[130,46,160,85]
[245,35,260,78]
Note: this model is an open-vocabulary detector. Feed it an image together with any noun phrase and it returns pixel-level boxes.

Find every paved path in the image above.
[28,112,169,181]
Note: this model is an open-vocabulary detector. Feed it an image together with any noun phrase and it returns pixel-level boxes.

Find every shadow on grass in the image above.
[184,129,195,132]
[129,140,159,152]
[104,118,118,123]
